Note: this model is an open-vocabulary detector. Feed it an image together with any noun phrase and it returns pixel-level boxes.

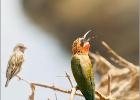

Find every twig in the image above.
[113,74,138,98]
[108,74,111,96]
[107,74,116,100]
[70,87,77,100]
[31,83,82,96]
[65,72,74,88]
[95,73,116,100]
[29,83,35,100]
[101,41,138,71]
[95,90,108,100]
[54,92,57,100]
[15,76,35,100]
[96,90,115,100]
[16,75,30,84]
[15,76,82,98]
[89,52,117,75]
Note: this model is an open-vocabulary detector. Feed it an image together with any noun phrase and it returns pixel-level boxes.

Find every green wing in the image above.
[71,54,95,100]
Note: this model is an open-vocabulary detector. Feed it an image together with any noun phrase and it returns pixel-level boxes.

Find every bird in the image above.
[5,43,27,87]
[71,30,95,100]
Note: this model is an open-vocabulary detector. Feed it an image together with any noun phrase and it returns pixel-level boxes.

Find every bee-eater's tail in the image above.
[5,79,10,87]
[83,90,95,100]
[84,94,95,100]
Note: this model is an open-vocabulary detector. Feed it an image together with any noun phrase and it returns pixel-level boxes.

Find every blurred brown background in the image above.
[22,0,139,64]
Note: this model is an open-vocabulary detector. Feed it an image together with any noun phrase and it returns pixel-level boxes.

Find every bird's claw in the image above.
[16,75,21,80]
[76,85,79,90]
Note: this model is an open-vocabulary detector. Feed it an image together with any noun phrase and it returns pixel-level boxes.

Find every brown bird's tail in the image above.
[5,79,10,87]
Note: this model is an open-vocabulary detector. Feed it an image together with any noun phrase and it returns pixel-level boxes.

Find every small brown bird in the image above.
[5,43,27,87]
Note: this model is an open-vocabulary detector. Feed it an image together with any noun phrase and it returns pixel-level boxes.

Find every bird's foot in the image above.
[16,75,22,80]
[75,85,79,90]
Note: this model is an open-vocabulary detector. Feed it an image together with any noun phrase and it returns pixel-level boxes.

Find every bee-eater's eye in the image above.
[80,40,84,47]
[80,38,86,47]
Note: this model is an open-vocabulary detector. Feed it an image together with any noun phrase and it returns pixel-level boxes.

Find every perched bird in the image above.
[5,43,27,87]
[71,30,95,100]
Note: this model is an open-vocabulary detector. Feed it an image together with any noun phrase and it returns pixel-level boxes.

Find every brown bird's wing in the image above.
[6,51,24,80]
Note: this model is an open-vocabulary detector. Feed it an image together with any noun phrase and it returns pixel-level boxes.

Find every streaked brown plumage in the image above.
[5,43,27,87]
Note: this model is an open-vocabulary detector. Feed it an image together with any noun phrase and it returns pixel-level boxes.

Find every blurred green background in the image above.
[23,0,139,64]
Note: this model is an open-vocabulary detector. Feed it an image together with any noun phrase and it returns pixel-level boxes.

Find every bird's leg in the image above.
[15,75,22,80]
[75,85,79,90]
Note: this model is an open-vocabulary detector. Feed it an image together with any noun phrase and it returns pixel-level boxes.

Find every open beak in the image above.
[82,30,93,42]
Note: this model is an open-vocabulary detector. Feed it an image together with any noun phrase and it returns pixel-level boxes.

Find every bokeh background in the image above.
[1,0,138,100]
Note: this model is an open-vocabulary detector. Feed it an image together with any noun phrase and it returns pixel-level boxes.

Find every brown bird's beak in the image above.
[24,46,27,49]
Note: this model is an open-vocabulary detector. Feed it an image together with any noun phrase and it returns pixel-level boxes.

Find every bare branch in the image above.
[65,72,74,88]
[95,90,108,100]
[31,83,82,96]
[89,52,117,75]
[29,83,35,100]
[108,74,111,96]
[16,75,30,84]
[16,75,114,100]
[101,41,138,71]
